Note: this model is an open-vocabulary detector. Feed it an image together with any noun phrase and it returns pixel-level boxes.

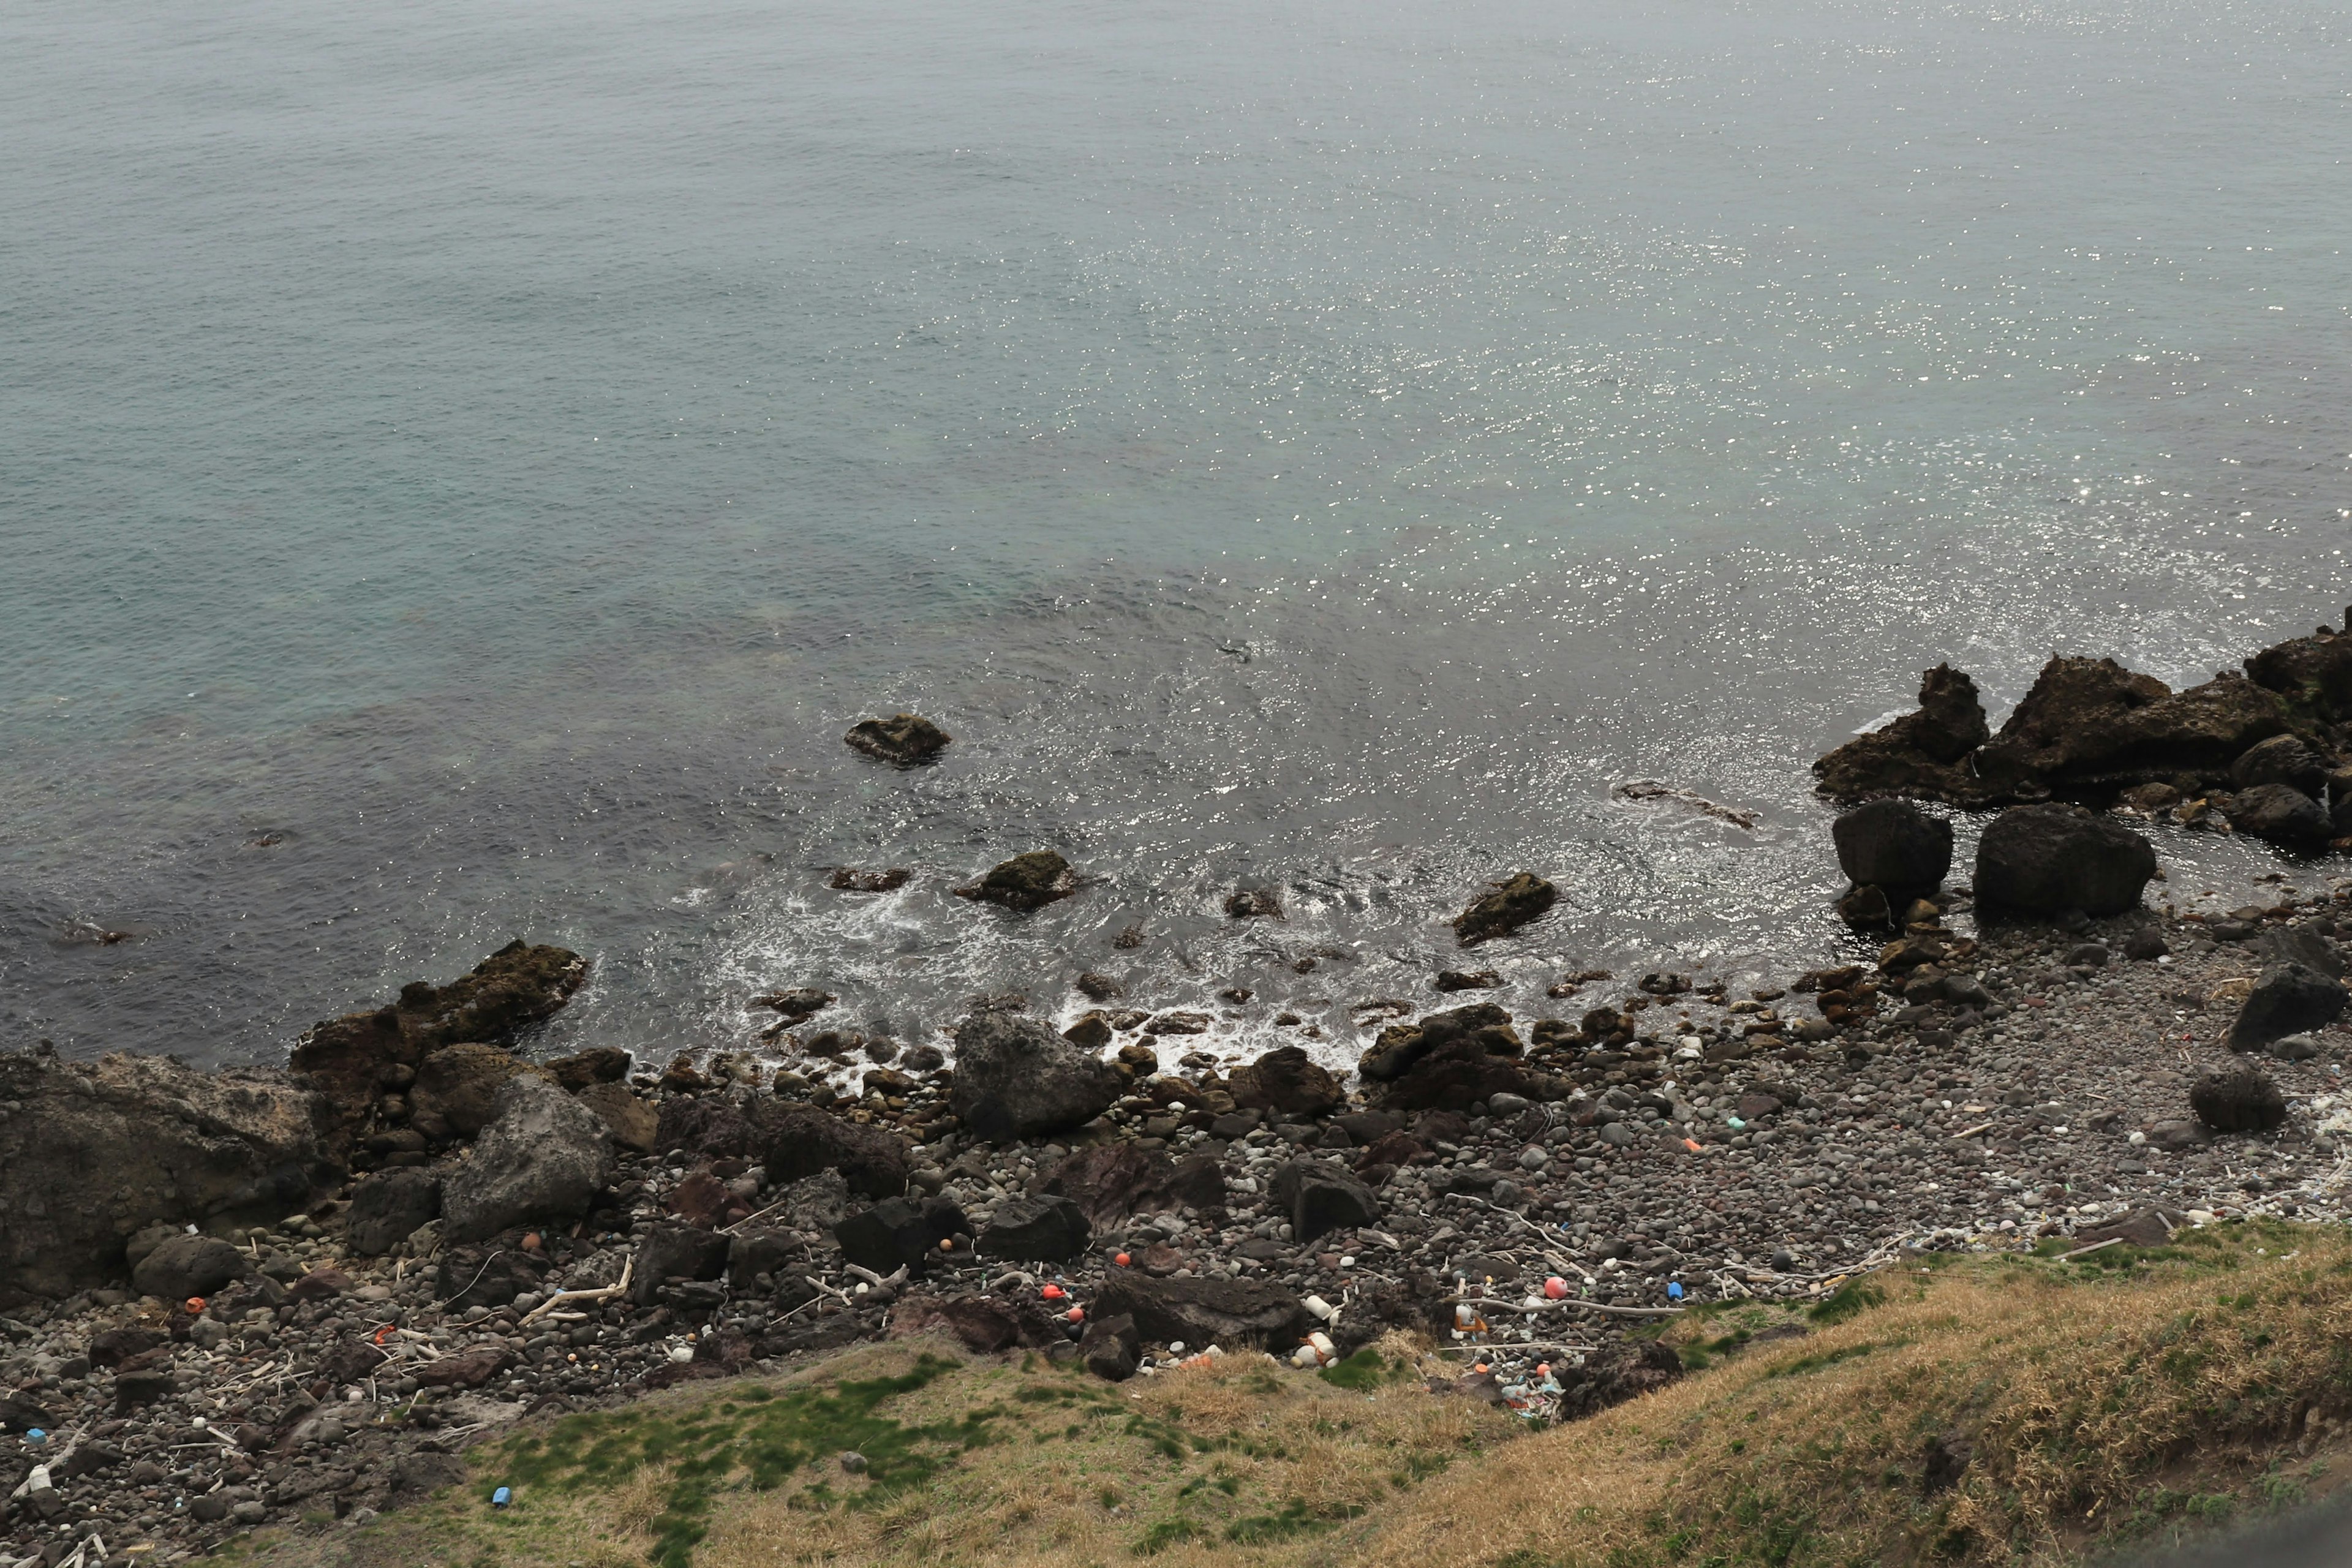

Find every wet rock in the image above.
[829,867,912,892]
[2245,625,2352,720]
[1359,1002,1512,1082]
[835,1197,965,1273]
[760,1103,910,1199]
[2228,783,2334,848]
[2231,733,2329,797]
[131,1235,249,1302]
[1270,1160,1381,1243]
[1434,969,1502,992]
[843,713,952,765]
[1831,799,1953,893]
[949,1011,1123,1144]
[440,1076,613,1243]
[410,1044,550,1140]
[2190,1066,2287,1133]
[1093,1273,1311,1351]
[346,1168,442,1256]
[1227,1046,1344,1118]
[1975,804,2157,918]
[1453,872,1558,947]
[1080,1311,1141,1380]
[1812,665,1992,802]
[978,1194,1092,1262]
[2226,962,2348,1052]
[630,1223,733,1305]
[1837,884,1893,929]
[955,850,1078,912]
[1374,1038,1540,1114]
[1224,888,1283,919]
[575,1081,660,1153]
[1144,1011,1210,1035]
[755,987,835,1022]
[0,1046,331,1308]
[1974,658,2288,793]
[1076,972,1126,1001]
[545,1047,631,1091]
[1062,1012,1114,1049]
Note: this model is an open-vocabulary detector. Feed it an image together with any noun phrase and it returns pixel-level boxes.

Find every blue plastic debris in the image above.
[21,1430,44,1447]
[1666,1281,1685,1301]
[491,1486,512,1509]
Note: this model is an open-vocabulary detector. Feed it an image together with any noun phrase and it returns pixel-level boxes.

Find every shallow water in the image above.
[3,0,2348,1068]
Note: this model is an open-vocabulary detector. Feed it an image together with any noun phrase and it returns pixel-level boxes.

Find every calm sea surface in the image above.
[4,0,2349,1068]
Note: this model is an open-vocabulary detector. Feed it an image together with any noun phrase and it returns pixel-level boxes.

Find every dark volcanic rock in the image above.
[1359,1003,1515,1082]
[1270,1159,1381,1243]
[2228,783,2334,848]
[1975,804,2157,918]
[131,1235,249,1302]
[955,850,1078,912]
[949,1010,1123,1143]
[631,1223,733,1305]
[1434,969,1502,992]
[1555,1340,1685,1420]
[2190,1066,2288,1133]
[978,1194,1093,1262]
[759,1102,910,1199]
[441,1076,613,1243]
[834,1197,965,1273]
[546,1047,632,1091]
[346,1167,443,1256]
[1975,660,2288,793]
[1812,665,1992,802]
[2231,733,2329,797]
[409,1044,548,1140]
[1080,1311,1141,1380]
[843,713,952,766]
[0,1047,332,1309]
[1453,872,1557,947]
[1039,1145,1225,1224]
[1374,1038,1540,1114]
[1094,1273,1312,1351]
[1224,888,1283,919]
[1831,799,1953,893]
[2245,625,2352,721]
[435,1243,545,1310]
[888,1293,1034,1355]
[830,867,912,892]
[2226,962,2349,1052]
[2255,926,2343,978]
[1227,1046,1344,1118]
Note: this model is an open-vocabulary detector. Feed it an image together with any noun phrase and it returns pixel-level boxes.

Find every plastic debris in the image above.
[1542,1276,1570,1300]
[20,1430,43,1447]
[1113,1251,1132,1267]
[1041,1283,1067,1300]
[1666,1281,1685,1301]
[491,1486,511,1509]
[1303,1294,1335,1321]
[1065,1305,1084,1323]
[184,1297,205,1315]
[666,1343,695,1363]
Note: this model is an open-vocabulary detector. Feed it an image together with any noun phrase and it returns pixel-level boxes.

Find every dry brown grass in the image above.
[235,1220,2352,1568]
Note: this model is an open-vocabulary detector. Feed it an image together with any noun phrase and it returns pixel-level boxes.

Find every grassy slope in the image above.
[232,1219,2352,1568]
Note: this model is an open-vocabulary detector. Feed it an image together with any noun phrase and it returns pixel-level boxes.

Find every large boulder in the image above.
[346,1167,443,1256]
[834,1197,967,1273]
[575,1082,659,1153]
[290,941,588,1144]
[949,1011,1123,1144]
[409,1044,549,1140]
[1972,661,2288,793]
[2190,1067,2287,1134]
[1974,804,2156,918]
[629,1223,733,1305]
[1374,1038,1543,1114]
[1453,873,1557,947]
[757,1102,910,1199]
[977,1194,1092,1262]
[2245,625,2352,721]
[1358,1003,1513,1083]
[2231,734,2329,797]
[954,850,1077,912]
[1270,1160,1381,1243]
[0,1047,333,1309]
[2226,962,2348,1052]
[1812,665,1992,802]
[130,1235,249,1302]
[1227,1047,1343,1118]
[1038,1145,1227,1224]
[1830,799,1953,893]
[1093,1273,1312,1351]
[844,713,952,766]
[440,1076,612,1243]
[2228,783,2334,849]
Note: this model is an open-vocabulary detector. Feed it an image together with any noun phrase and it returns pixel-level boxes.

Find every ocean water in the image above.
[4,0,2348,1070]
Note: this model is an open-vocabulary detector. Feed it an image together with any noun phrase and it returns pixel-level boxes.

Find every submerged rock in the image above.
[843,713,952,766]
[1974,804,2156,918]
[954,850,1078,912]
[1453,872,1558,947]
[1224,888,1283,919]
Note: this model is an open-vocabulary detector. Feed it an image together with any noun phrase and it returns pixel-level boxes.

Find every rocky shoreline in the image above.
[9,627,2352,1566]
